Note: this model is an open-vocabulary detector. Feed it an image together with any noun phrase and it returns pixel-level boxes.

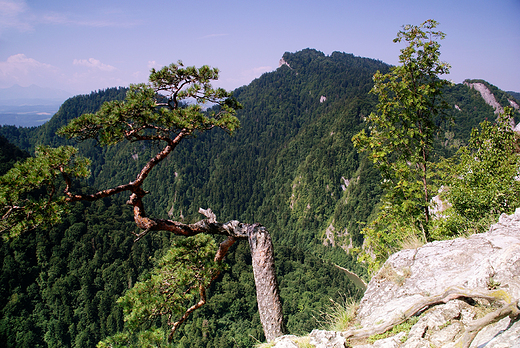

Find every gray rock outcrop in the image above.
[271,209,520,348]
[465,81,503,114]
[354,209,520,347]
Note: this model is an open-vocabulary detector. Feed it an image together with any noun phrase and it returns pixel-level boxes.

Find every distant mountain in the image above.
[0,104,61,127]
[0,84,72,104]
[508,90,520,101]
[2,49,513,257]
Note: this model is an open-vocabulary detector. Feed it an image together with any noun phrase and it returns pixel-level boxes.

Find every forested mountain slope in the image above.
[0,49,518,348]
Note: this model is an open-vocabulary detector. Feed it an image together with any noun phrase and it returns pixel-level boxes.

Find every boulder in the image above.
[309,330,347,348]
[270,210,520,347]
[355,209,520,347]
[270,335,300,348]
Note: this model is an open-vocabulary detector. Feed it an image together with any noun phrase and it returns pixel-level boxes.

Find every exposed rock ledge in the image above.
[465,81,520,115]
[465,82,503,114]
[272,209,520,347]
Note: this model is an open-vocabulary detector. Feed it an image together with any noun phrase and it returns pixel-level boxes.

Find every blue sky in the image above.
[1,0,519,96]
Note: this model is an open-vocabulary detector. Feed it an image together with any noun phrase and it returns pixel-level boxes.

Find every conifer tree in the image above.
[0,62,284,344]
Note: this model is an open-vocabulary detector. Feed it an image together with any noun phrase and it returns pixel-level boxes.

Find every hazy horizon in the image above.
[0,0,519,94]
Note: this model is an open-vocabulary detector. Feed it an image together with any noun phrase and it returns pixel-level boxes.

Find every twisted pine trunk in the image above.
[248,224,285,341]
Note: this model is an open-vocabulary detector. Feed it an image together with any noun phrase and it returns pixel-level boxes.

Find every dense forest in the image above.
[0,49,518,347]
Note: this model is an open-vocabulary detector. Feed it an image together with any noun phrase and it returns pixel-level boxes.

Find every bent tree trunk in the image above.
[129,206,286,342]
[66,170,286,342]
[248,224,285,341]
[45,67,283,344]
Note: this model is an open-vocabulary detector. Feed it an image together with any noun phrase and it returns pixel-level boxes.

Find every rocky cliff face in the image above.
[271,210,520,347]
[464,81,504,114]
[465,81,520,116]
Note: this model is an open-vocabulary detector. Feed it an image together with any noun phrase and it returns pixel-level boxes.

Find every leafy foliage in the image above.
[352,20,451,272]
[0,197,160,348]
[59,63,239,146]
[436,107,520,236]
[99,234,224,347]
[0,135,29,176]
[0,62,240,240]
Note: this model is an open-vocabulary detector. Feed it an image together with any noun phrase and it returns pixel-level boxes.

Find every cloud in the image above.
[0,0,26,18]
[0,0,140,33]
[0,0,32,32]
[3,53,52,68]
[40,12,70,25]
[73,58,116,72]
[41,11,141,28]
[0,53,131,93]
[0,54,58,87]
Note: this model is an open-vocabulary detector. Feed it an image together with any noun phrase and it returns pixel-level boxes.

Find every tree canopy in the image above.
[437,107,520,236]
[352,20,451,271]
[0,62,240,240]
[0,62,287,344]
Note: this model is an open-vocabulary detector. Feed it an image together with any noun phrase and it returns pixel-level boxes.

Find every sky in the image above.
[1,0,519,97]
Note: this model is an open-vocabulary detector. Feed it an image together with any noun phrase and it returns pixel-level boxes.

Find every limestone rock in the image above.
[270,211,520,348]
[355,209,520,347]
[271,335,300,348]
[465,81,503,114]
[359,332,406,348]
[308,330,347,348]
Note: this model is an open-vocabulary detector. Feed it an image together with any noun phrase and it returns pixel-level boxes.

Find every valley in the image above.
[0,49,518,347]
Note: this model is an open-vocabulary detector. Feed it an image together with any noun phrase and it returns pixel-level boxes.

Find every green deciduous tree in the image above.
[352,20,451,271]
[437,107,520,236]
[0,62,284,344]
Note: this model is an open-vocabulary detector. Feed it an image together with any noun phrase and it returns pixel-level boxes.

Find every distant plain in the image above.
[0,103,61,127]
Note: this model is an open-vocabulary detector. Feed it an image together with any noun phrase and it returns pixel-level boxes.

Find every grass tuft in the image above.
[321,297,359,332]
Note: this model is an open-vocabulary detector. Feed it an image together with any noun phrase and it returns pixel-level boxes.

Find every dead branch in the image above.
[455,299,520,348]
[343,286,517,343]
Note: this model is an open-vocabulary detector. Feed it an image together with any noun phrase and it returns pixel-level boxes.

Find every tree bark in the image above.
[456,299,519,348]
[157,209,285,342]
[247,224,285,341]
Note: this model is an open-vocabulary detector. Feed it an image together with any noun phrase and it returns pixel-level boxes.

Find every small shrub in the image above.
[487,277,501,290]
[399,234,425,250]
